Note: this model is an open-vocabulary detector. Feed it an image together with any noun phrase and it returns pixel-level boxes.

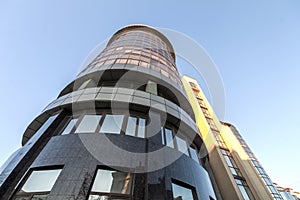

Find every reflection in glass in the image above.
[75,115,101,133]
[21,169,61,193]
[61,118,78,135]
[165,128,174,148]
[100,115,124,134]
[189,147,199,164]
[172,182,195,200]
[137,118,146,138]
[15,197,30,200]
[89,195,129,200]
[126,116,137,136]
[78,79,96,90]
[175,136,189,156]
[91,169,132,194]
[223,155,234,168]
[89,195,109,200]
[161,127,165,145]
[32,194,48,200]
[229,167,238,176]
[235,179,255,200]
[238,185,251,200]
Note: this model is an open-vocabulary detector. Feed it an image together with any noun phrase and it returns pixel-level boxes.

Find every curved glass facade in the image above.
[85,29,181,85]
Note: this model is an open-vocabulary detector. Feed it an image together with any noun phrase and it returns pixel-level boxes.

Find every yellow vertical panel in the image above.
[181,76,217,153]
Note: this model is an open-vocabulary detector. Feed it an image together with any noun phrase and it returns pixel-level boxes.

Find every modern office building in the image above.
[0,25,217,200]
[182,75,284,200]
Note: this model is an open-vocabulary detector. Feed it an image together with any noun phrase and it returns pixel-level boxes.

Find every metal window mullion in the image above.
[134,117,139,137]
[70,113,84,134]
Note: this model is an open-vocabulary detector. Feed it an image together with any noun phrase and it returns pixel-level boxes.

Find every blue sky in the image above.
[0,0,299,191]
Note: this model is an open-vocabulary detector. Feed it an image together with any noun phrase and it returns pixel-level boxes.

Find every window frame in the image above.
[75,114,103,134]
[171,179,198,200]
[161,126,176,148]
[161,126,201,164]
[123,112,148,138]
[13,166,63,200]
[99,113,125,134]
[88,167,134,200]
[59,110,148,138]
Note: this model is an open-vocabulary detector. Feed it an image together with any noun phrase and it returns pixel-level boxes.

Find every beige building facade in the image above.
[182,75,283,200]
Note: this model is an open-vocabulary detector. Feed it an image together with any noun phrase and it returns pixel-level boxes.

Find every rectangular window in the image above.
[89,169,132,200]
[75,115,101,133]
[230,167,238,176]
[172,182,197,200]
[140,61,149,68]
[127,59,139,66]
[125,116,137,137]
[175,136,189,156]
[164,128,174,148]
[78,79,95,90]
[223,155,234,168]
[161,69,169,77]
[14,168,62,199]
[150,59,159,67]
[237,185,253,200]
[161,127,165,145]
[21,170,61,192]
[115,58,128,64]
[125,116,146,138]
[61,118,78,135]
[104,59,115,65]
[189,146,200,164]
[100,115,124,134]
[137,118,146,138]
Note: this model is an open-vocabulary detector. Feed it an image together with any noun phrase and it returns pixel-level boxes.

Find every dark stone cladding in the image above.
[0,25,216,200]
[26,133,215,200]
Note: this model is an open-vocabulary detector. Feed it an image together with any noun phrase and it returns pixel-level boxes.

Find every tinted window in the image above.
[165,128,174,148]
[75,115,101,133]
[175,136,189,156]
[100,115,124,134]
[61,118,78,135]
[20,169,61,193]
[189,147,200,164]
[172,182,196,200]
[126,116,137,136]
[137,118,146,138]
[89,169,132,200]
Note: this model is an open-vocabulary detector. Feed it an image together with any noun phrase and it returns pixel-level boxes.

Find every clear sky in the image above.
[0,0,299,191]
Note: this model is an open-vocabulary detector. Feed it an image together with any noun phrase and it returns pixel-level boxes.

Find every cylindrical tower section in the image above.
[0,25,216,200]
[59,25,194,117]
[86,25,178,85]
